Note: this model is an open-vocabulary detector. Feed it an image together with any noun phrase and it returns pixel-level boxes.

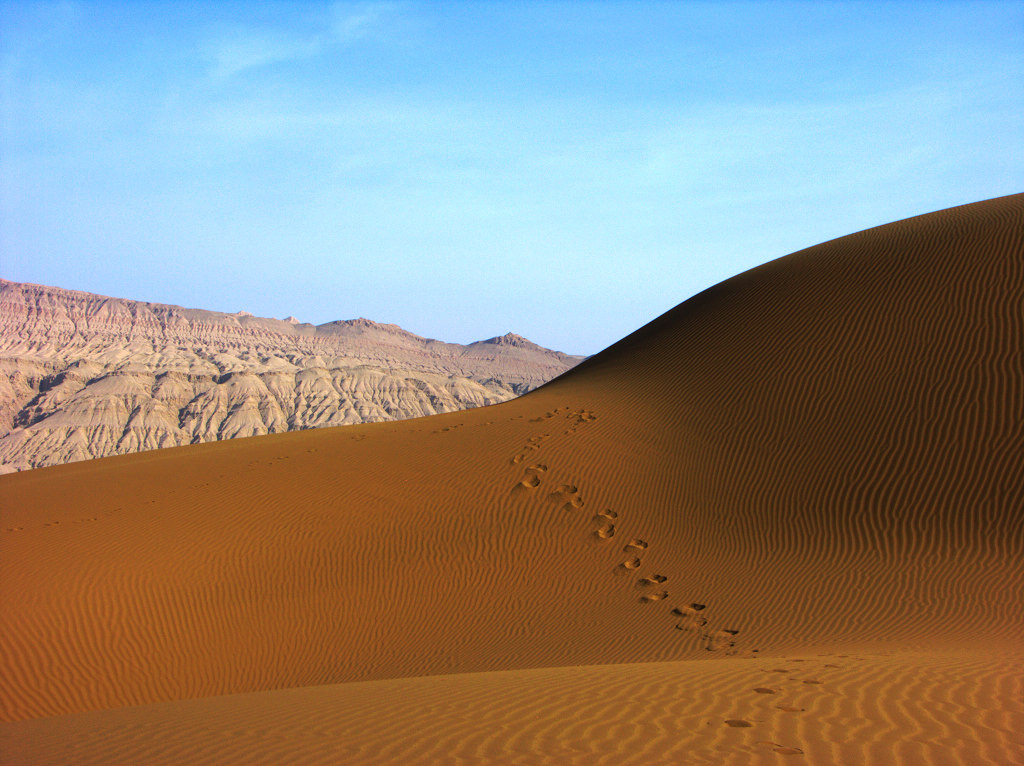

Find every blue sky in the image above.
[2,1,1021,355]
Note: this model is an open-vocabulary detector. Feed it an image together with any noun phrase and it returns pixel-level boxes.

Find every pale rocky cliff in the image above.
[0,279,583,472]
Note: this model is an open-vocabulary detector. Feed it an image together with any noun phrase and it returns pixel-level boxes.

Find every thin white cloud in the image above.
[205,1,399,79]
[331,1,400,43]
[209,31,321,79]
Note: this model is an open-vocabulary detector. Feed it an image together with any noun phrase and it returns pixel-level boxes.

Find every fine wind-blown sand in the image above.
[2,194,1022,764]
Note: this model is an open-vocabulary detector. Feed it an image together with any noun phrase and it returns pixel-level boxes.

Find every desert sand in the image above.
[1,193,1022,764]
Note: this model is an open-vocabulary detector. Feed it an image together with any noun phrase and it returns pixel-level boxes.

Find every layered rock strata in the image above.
[0,279,582,471]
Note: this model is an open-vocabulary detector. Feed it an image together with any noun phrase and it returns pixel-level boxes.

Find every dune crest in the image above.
[2,194,1022,764]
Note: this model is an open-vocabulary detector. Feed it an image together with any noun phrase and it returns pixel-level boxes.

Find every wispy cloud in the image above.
[205,1,400,79]
[332,1,400,43]
[209,32,320,79]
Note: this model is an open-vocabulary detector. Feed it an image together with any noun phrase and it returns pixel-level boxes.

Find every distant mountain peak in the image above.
[316,317,415,338]
[479,332,536,349]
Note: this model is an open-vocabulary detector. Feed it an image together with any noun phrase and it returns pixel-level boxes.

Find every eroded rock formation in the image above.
[0,279,582,471]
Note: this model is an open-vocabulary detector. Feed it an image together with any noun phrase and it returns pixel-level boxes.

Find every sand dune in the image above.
[6,653,1020,765]
[1,193,1022,764]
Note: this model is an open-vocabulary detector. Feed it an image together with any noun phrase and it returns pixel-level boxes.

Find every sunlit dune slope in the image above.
[5,652,1020,765]
[1,194,1022,763]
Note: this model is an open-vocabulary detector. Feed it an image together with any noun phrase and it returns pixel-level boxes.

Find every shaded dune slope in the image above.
[1,195,1022,762]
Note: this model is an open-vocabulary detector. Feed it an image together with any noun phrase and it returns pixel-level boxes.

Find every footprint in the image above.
[568,409,597,424]
[724,719,753,728]
[704,629,740,652]
[672,606,708,632]
[640,590,669,603]
[775,705,806,713]
[638,574,668,585]
[549,485,584,511]
[514,464,548,490]
[598,509,618,520]
[618,558,643,571]
[752,688,778,695]
[594,523,615,540]
[516,474,541,489]
[623,539,648,552]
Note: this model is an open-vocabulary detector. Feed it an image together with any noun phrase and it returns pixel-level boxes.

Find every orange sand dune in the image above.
[2,193,1022,764]
[5,653,1020,765]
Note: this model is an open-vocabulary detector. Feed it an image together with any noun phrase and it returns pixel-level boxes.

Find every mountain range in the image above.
[0,279,583,472]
